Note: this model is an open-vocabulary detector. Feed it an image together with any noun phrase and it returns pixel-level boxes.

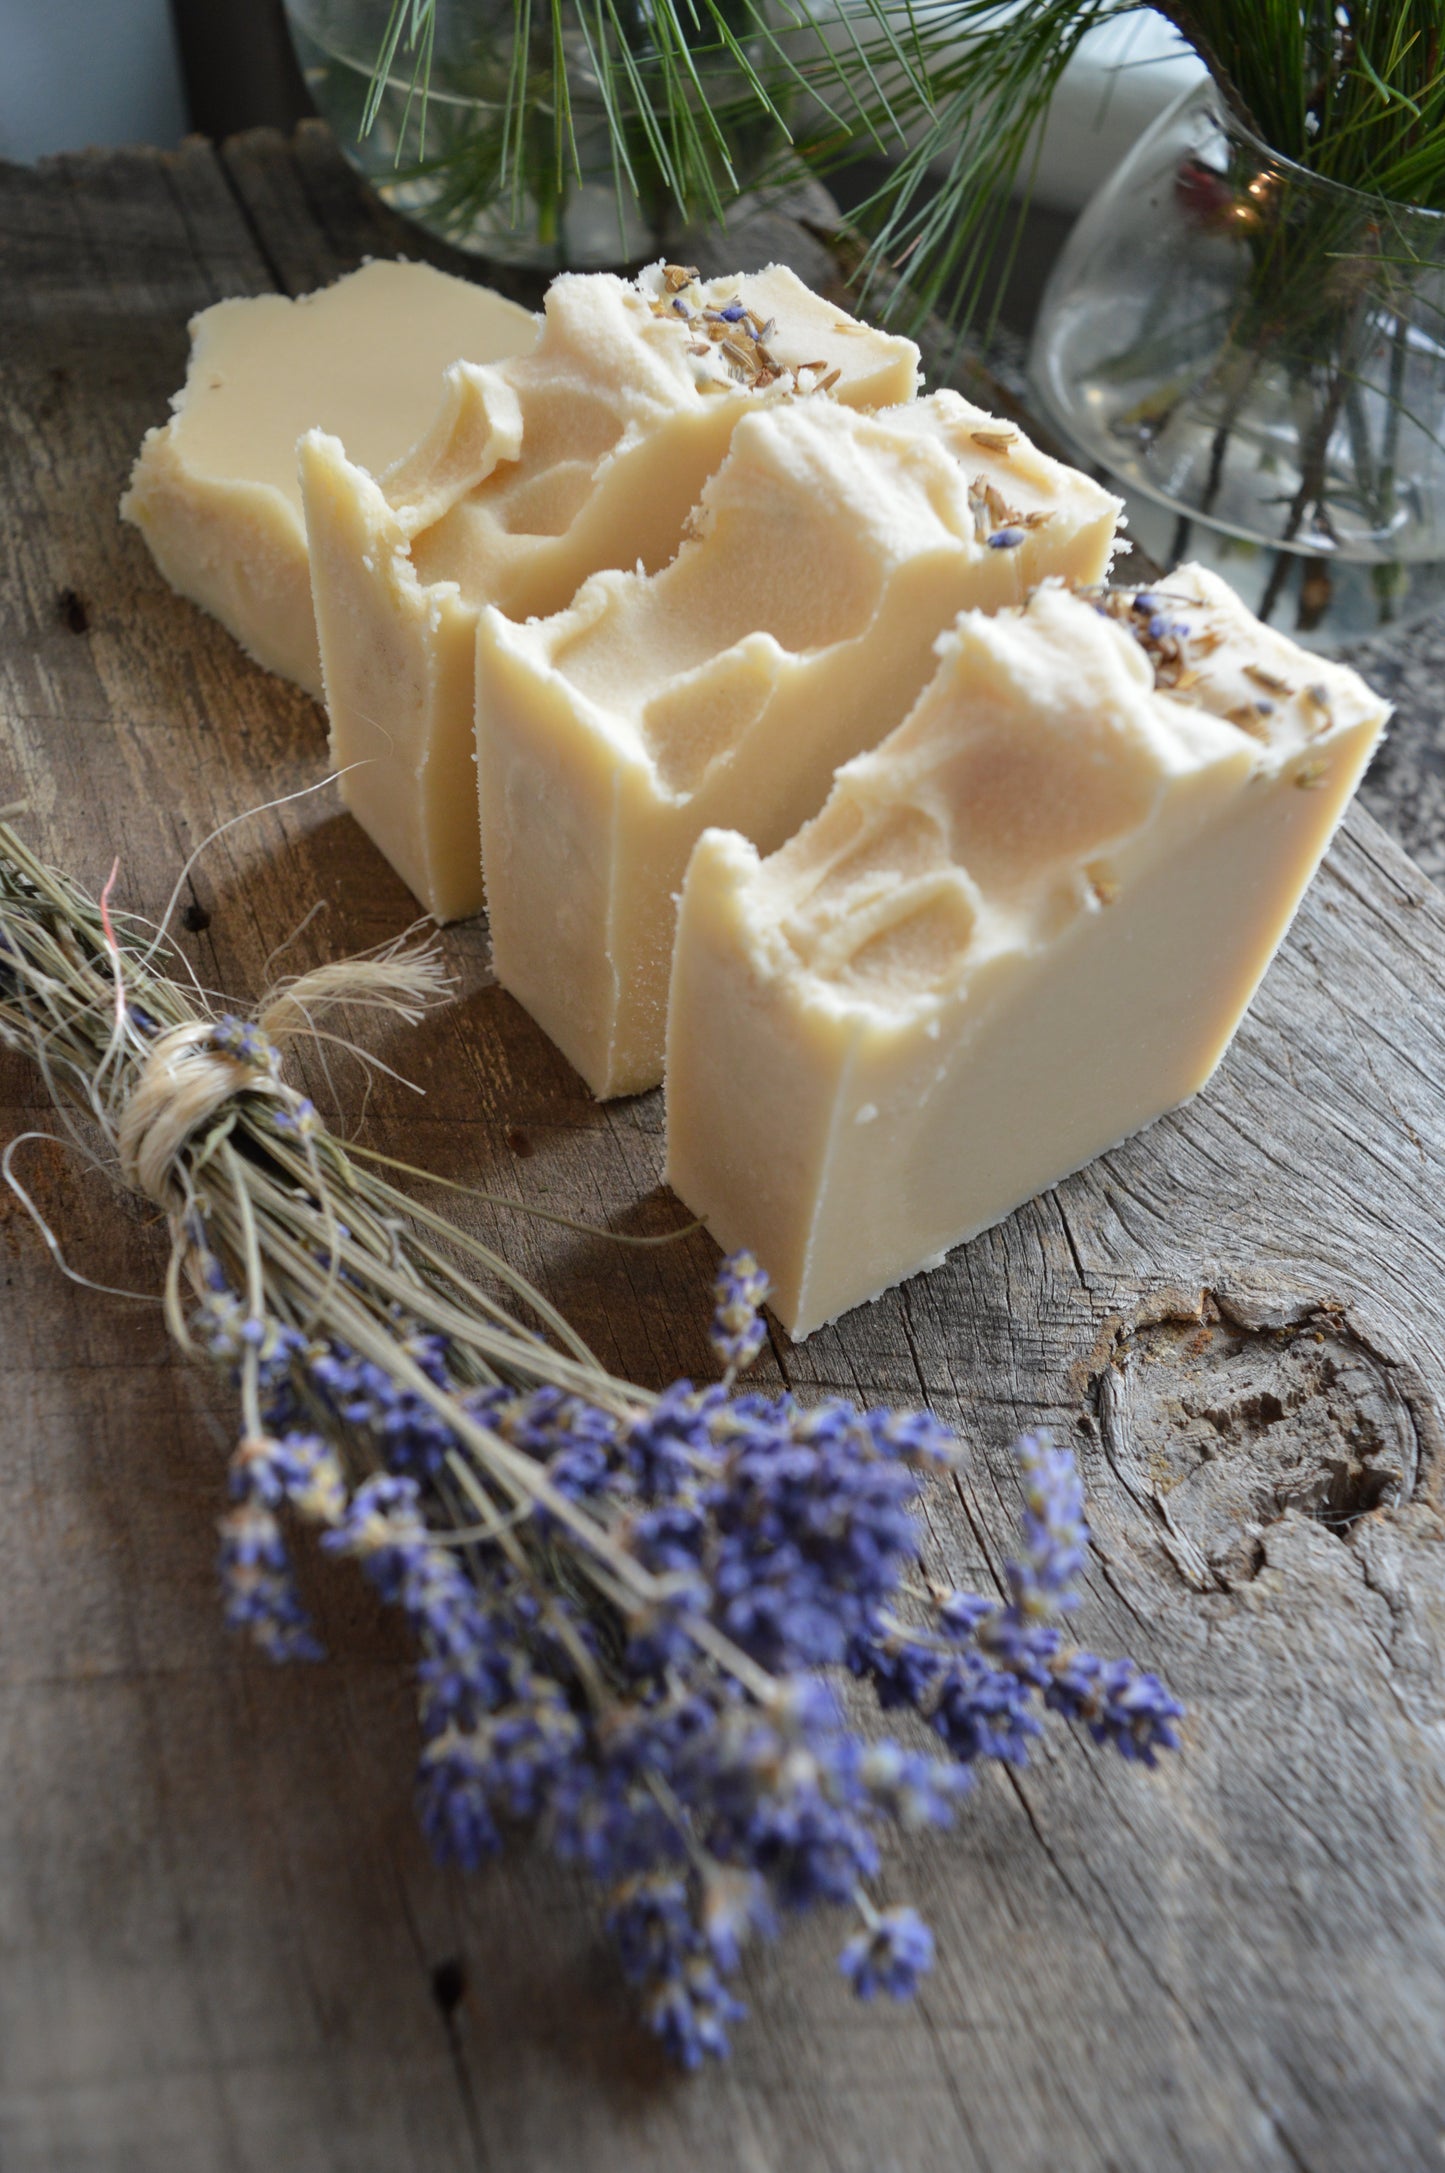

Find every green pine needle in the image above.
[362,1,1445,323]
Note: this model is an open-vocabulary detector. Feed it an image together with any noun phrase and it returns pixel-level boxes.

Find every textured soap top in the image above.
[883,390,1120,550]
[473,381,1123,1099]
[383,259,923,594]
[1095,561,1386,757]
[483,394,1123,793]
[138,259,540,512]
[745,569,1389,1015]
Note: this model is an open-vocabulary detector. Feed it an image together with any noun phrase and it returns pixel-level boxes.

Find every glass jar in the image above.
[285,0,776,271]
[1029,78,1445,646]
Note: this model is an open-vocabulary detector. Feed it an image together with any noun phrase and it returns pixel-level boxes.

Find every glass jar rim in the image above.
[1188,73,1445,230]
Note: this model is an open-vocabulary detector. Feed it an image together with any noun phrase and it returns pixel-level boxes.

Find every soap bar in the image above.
[121,260,538,697]
[300,261,922,920]
[664,567,1390,1338]
[475,391,1121,1097]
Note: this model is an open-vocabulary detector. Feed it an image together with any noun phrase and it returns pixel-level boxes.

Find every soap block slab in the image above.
[121,259,538,697]
[664,567,1390,1338]
[476,392,1121,1098]
[300,262,921,920]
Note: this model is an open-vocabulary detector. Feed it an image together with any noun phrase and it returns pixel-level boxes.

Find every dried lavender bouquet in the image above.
[0,818,1182,2067]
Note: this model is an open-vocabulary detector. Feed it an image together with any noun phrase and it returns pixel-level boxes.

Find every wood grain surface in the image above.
[4,126,1445,2173]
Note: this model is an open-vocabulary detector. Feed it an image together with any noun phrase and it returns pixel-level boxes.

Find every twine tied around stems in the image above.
[116,1019,285,1206]
[114,949,452,1211]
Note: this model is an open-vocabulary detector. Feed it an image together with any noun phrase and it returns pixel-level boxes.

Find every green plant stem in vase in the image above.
[286,0,794,268]
[284,0,1445,640]
[1030,72,1445,645]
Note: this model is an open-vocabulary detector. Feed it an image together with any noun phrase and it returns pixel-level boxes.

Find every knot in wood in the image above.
[1091,1290,1435,1590]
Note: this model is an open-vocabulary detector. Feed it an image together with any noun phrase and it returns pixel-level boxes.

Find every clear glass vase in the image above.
[284,0,776,272]
[1029,78,1445,646]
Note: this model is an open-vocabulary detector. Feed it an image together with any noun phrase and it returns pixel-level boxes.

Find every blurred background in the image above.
[0,0,1199,344]
[0,0,308,165]
[2,0,1208,360]
[0,1,1196,215]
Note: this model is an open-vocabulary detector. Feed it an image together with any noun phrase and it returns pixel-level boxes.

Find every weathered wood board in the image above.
[3,126,1445,2173]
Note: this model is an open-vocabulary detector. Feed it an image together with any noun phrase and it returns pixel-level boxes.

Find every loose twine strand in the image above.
[2,823,697,1293]
[0,807,699,1337]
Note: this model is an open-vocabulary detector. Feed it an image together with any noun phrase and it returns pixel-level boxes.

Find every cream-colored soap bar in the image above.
[121,260,538,697]
[476,392,1121,1098]
[665,567,1389,1338]
[300,261,921,921]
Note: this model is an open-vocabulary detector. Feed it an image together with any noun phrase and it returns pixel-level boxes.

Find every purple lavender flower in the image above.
[606,1873,698,1985]
[198,1288,299,1374]
[308,1341,460,1482]
[709,1251,769,1378]
[976,1609,1063,1689]
[863,1406,960,1468]
[731,1764,880,1909]
[852,1623,944,1711]
[418,1687,585,1862]
[848,1434,1181,1786]
[937,1589,995,1640]
[322,1471,429,1587]
[551,1761,686,1882]
[624,1501,706,1575]
[465,1384,622,1514]
[229,1431,345,1525]
[704,1395,922,1670]
[643,1958,747,2070]
[544,1436,614,1502]
[854,1741,968,1830]
[417,1727,504,1867]
[1007,1428,1089,1613]
[838,1907,935,2000]
[622,1570,713,1675]
[699,1866,776,1971]
[323,1475,516,1724]
[606,1874,747,2067]
[212,1306,1181,2074]
[210,1014,282,1075]
[1045,1652,1184,1764]
[930,1650,1042,1764]
[623,1381,721,1497]
[269,1096,319,1140]
[468,1382,619,1465]
[217,1501,323,1661]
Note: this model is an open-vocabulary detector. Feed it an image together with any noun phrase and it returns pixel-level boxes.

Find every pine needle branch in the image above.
[360,1,1445,327]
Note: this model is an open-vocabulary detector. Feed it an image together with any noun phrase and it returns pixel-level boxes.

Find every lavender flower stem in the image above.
[0,820,1185,2071]
[262,1129,604,1367]
[266,1244,781,1699]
